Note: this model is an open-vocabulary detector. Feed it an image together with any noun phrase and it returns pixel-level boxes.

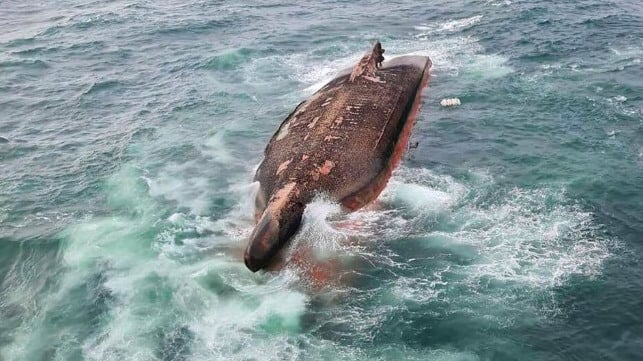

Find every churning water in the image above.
[1,1,642,360]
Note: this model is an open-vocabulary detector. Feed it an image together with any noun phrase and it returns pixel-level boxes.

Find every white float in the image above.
[440,98,461,107]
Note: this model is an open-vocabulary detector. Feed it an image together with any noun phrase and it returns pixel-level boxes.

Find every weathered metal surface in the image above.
[245,44,432,271]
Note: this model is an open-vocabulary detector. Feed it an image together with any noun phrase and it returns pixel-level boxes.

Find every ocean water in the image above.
[1,0,642,360]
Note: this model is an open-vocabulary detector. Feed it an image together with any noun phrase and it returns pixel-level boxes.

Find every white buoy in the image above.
[440,98,461,107]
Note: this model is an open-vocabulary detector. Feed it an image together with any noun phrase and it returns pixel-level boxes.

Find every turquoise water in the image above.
[1,0,642,360]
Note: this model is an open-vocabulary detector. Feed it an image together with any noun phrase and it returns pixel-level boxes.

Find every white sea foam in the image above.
[240,18,513,98]
[609,46,643,60]
[532,44,642,82]
[485,0,512,6]
[403,35,513,79]
[328,167,615,321]
[415,15,483,34]
[392,268,449,303]
[283,52,362,93]
[462,53,514,79]
[381,167,468,216]
[19,164,613,361]
[612,95,627,103]
[5,26,613,355]
[450,187,611,288]
[37,166,312,361]
[148,163,211,215]
[190,285,308,356]
[243,49,362,96]
[203,129,235,164]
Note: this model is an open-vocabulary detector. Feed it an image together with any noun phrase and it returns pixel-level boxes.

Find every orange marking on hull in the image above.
[308,116,320,129]
[276,159,292,175]
[319,160,335,175]
[269,182,298,210]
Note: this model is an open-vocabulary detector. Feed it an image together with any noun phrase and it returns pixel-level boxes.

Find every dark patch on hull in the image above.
[245,52,432,272]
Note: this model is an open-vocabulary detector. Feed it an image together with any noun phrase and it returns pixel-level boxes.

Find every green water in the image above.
[1,0,642,360]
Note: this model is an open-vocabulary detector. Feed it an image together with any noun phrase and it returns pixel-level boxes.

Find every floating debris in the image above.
[440,97,461,107]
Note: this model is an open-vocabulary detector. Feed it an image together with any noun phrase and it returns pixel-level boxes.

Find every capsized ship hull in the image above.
[245,45,432,272]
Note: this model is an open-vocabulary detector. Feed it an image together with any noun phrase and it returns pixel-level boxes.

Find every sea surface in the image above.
[1,1,642,360]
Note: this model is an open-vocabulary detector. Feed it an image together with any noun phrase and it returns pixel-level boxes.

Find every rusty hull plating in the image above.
[244,44,432,272]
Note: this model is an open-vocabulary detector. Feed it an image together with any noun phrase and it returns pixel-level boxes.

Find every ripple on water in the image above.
[268,166,616,351]
[0,58,49,69]
[0,0,639,359]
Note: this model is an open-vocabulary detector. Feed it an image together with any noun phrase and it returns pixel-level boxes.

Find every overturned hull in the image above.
[245,44,432,271]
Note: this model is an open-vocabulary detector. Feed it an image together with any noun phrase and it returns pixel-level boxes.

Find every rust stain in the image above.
[308,116,320,129]
[319,160,335,175]
[349,44,379,82]
[363,75,385,83]
[276,159,292,175]
[268,182,298,215]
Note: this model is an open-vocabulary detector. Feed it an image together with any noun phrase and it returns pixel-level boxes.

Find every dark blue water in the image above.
[1,1,642,360]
